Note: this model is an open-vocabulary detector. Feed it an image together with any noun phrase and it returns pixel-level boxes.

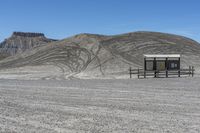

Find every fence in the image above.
[129,66,194,79]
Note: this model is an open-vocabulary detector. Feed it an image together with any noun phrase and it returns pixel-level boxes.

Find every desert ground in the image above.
[0,78,200,133]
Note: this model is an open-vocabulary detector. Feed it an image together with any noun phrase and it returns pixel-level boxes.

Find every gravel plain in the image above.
[0,78,200,132]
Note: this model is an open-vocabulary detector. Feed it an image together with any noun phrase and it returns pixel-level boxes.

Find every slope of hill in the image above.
[0,31,199,79]
[0,32,56,58]
[102,31,200,67]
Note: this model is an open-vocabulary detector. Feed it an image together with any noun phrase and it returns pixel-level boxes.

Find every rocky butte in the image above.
[0,32,56,57]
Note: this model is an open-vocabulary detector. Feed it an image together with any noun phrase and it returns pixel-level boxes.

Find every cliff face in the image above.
[12,32,45,37]
[0,32,56,57]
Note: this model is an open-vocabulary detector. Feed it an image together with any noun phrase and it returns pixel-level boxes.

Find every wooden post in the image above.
[138,68,139,79]
[144,58,146,78]
[178,57,181,77]
[166,70,168,78]
[178,70,180,77]
[178,57,181,70]
[129,67,132,79]
[153,58,156,78]
[189,66,191,76]
[192,66,194,77]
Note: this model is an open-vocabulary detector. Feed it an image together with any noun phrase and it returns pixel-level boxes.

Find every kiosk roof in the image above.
[144,54,181,58]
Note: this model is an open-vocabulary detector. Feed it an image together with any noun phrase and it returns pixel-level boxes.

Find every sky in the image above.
[0,0,200,42]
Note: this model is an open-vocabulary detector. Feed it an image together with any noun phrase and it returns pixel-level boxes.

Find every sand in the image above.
[0,78,200,132]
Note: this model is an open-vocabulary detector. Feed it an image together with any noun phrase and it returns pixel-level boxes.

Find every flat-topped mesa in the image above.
[12,32,45,37]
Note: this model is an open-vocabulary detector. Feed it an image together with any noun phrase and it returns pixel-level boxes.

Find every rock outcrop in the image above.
[0,32,56,57]
[12,32,45,37]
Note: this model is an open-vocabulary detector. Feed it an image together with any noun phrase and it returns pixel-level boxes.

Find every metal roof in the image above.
[144,54,181,58]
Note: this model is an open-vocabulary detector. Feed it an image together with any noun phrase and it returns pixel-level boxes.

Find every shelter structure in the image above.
[144,54,180,78]
[144,54,180,71]
[129,54,194,78]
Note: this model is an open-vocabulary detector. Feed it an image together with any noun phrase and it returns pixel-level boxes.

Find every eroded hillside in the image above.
[0,31,199,79]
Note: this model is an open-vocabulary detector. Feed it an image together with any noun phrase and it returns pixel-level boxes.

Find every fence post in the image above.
[153,58,156,78]
[192,66,194,77]
[137,68,139,79]
[178,70,180,77]
[166,58,168,78]
[129,67,132,79]
[189,66,191,76]
[166,70,168,78]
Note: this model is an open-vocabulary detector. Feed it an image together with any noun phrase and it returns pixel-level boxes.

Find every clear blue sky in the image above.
[0,0,200,42]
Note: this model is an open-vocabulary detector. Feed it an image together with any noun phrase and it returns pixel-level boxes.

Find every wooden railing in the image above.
[129,66,194,79]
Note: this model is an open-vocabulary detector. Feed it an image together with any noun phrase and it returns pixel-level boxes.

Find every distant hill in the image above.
[0,32,56,58]
[0,31,199,79]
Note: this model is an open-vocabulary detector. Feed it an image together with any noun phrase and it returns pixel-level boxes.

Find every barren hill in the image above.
[0,31,199,79]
